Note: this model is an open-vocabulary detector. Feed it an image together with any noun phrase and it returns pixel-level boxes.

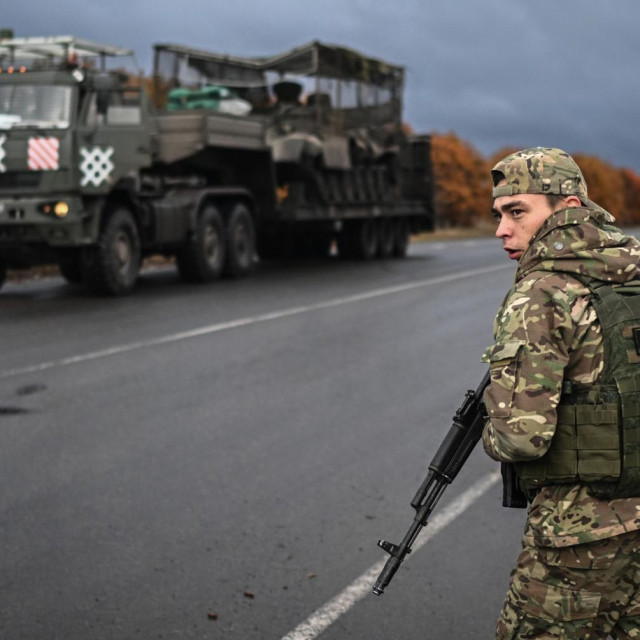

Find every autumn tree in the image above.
[570,154,626,222]
[430,132,491,227]
[621,169,640,223]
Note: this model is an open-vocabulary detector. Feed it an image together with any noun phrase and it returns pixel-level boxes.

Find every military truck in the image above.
[0,36,434,294]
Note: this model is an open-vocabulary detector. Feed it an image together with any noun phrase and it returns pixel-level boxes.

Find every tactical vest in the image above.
[516,277,640,499]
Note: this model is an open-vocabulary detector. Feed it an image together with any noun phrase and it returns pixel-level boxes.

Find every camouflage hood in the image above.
[516,204,640,285]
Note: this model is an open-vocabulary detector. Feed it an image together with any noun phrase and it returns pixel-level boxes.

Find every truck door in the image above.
[77,85,152,193]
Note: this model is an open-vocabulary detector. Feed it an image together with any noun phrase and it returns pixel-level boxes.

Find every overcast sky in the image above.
[4,1,640,171]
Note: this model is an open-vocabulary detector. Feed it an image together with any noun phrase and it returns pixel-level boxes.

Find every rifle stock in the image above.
[372,370,491,596]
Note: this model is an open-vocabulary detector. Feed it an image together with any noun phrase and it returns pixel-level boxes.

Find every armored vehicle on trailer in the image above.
[0,36,434,294]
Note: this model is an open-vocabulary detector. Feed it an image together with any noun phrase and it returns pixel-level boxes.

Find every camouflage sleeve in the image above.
[481,275,576,462]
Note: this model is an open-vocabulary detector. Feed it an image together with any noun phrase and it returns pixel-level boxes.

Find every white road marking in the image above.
[1,262,510,379]
[280,471,500,640]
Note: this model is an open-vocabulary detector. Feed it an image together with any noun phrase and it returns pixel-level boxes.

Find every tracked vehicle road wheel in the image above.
[177,204,225,282]
[84,207,141,295]
[224,202,255,277]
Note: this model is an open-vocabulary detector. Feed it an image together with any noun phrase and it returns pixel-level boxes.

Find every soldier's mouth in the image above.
[504,248,522,260]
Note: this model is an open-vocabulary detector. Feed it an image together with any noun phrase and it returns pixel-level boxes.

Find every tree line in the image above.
[430,132,640,227]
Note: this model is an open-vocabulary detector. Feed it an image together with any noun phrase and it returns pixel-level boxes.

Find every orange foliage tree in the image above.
[621,169,640,223]
[430,133,491,227]
[570,154,627,222]
[436,142,640,227]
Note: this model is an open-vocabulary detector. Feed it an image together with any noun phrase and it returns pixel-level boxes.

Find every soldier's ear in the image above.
[563,195,582,209]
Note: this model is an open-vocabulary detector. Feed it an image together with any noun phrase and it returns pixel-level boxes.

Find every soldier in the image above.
[482,147,640,639]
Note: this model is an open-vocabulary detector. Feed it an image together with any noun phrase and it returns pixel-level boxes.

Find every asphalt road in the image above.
[0,238,529,639]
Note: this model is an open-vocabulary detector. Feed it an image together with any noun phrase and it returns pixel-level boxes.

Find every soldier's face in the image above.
[492,193,556,261]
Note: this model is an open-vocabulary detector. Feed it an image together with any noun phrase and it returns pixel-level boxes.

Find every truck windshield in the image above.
[0,85,73,129]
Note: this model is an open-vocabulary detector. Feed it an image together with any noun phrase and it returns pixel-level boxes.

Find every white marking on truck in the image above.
[79,146,114,187]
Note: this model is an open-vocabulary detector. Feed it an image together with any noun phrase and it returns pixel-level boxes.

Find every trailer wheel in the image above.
[84,207,141,295]
[224,202,255,277]
[352,219,378,260]
[58,250,84,284]
[338,220,377,260]
[377,219,395,258]
[177,203,225,282]
[0,258,6,291]
[392,218,410,258]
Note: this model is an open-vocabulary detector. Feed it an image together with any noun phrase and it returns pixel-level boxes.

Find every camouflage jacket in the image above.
[482,204,640,547]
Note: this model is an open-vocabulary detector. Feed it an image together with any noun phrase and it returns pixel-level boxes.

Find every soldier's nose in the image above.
[495,218,511,238]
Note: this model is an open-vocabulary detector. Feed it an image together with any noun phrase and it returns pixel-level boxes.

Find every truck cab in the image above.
[0,36,151,289]
[0,36,434,295]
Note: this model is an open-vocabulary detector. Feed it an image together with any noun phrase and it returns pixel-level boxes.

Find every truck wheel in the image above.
[377,219,395,258]
[0,259,6,291]
[224,202,255,277]
[392,218,410,257]
[177,204,225,282]
[58,250,84,284]
[352,219,378,260]
[85,207,141,295]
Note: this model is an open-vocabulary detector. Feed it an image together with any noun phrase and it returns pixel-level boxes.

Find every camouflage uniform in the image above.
[482,148,640,639]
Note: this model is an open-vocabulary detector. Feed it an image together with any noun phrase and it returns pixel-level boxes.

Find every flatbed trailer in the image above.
[0,36,434,294]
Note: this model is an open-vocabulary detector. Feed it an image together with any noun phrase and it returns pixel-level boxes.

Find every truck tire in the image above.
[176,204,225,282]
[377,218,395,258]
[352,219,378,260]
[84,207,141,295]
[392,218,410,257]
[224,202,255,277]
[58,250,84,284]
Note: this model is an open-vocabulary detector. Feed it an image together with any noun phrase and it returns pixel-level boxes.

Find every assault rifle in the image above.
[373,370,498,596]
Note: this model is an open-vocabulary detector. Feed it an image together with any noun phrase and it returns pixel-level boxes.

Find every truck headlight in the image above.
[53,202,69,218]
[40,201,70,218]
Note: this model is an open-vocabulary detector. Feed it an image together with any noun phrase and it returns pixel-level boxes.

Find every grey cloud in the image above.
[3,0,640,170]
